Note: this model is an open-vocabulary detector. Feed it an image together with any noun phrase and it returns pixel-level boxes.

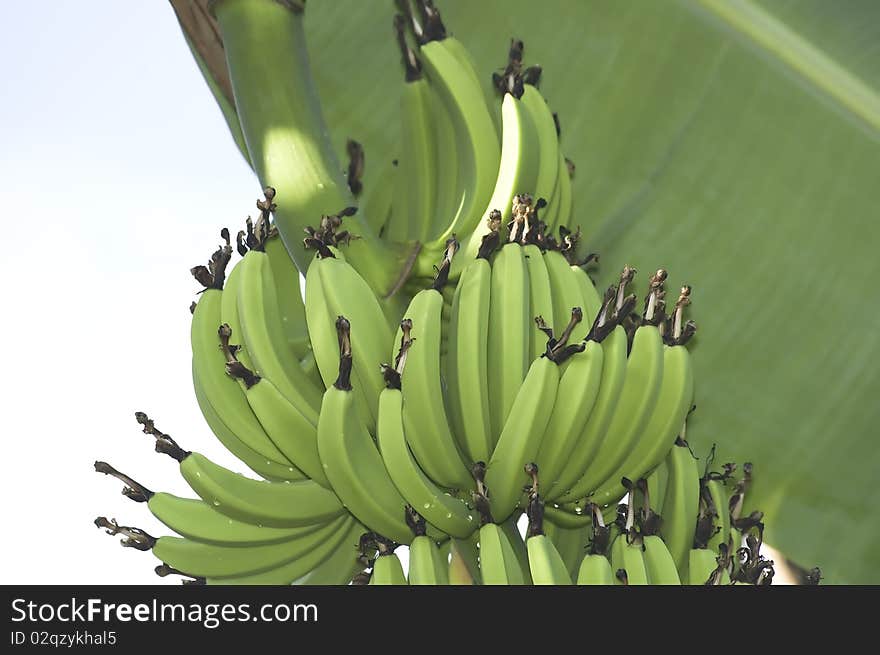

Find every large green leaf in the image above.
[295,0,880,583]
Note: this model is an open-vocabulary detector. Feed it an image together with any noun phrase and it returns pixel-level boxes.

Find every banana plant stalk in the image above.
[187,0,414,302]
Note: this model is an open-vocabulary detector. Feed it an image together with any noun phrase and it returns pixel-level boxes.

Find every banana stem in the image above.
[94,517,156,551]
[212,0,408,296]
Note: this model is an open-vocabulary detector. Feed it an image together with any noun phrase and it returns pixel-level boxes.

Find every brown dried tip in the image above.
[393,14,422,82]
[135,411,189,463]
[93,461,153,503]
[346,139,365,196]
[94,517,156,551]
[405,505,427,537]
[333,316,353,391]
[525,492,545,537]
[431,237,458,291]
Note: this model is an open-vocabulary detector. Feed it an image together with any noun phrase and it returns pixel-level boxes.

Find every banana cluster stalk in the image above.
[96,0,818,586]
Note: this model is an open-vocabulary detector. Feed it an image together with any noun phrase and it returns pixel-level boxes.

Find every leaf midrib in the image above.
[689,0,880,134]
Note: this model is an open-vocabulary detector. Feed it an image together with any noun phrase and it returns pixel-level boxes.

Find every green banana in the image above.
[478,522,527,585]
[588,286,695,507]
[546,150,573,236]
[147,493,324,546]
[642,535,682,585]
[549,272,637,501]
[405,507,451,586]
[375,357,476,539]
[705,477,731,554]
[575,504,615,585]
[207,516,356,585]
[500,516,533,585]
[523,243,555,361]
[445,252,493,464]
[487,242,531,447]
[177,451,345,529]
[543,249,585,344]
[662,438,702,573]
[219,325,328,488]
[190,280,296,468]
[543,514,590,582]
[393,243,471,490]
[687,548,721,586]
[220,258,255,370]
[153,514,348,579]
[192,365,305,482]
[576,554,614,585]
[316,318,413,545]
[484,352,561,521]
[534,339,603,494]
[519,83,559,212]
[458,88,540,264]
[237,247,322,421]
[263,232,310,358]
[570,263,603,333]
[568,271,668,501]
[370,551,409,586]
[408,535,449,585]
[293,519,367,585]
[389,23,436,243]
[524,495,572,585]
[418,35,500,253]
[304,241,392,434]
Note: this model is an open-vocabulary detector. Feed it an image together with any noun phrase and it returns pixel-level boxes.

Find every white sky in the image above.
[0,2,258,584]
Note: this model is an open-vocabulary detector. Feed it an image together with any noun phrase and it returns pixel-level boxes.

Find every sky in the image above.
[0,2,258,584]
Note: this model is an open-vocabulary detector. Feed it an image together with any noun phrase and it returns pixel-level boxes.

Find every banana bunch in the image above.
[94,0,818,585]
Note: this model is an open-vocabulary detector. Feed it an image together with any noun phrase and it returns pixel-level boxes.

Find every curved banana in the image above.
[576,553,614,585]
[153,515,348,579]
[178,451,345,528]
[220,258,255,370]
[478,522,527,585]
[484,354,561,521]
[263,233,309,359]
[147,493,324,546]
[642,535,682,585]
[549,274,636,501]
[219,325,328,488]
[571,272,668,501]
[361,156,395,238]
[499,516,533,584]
[543,249,584,343]
[376,367,476,539]
[191,286,296,467]
[293,519,367,585]
[389,26,436,243]
[523,243,555,361]
[543,514,590,581]
[207,516,357,585]
[393,245,471,490]
[445,253,493,464]
[192,365,305,482]
[448,531,481,585]
[662,438,702,572]
[316,318,413,545]
[407,527,450,585]
[237,248,322,421]
[370,552,409,586]
[588,286,696,508]
[575,504,615,585]
[570,263,603,329]
[487,242,531,446]
[419,37,500,253]
[525,496,572,585]
[304,244,392,434]
[705,477,731,554]
[546,150,573,236]
[687,547,720,586]
[519,84,559,212]
[534,340,603,493]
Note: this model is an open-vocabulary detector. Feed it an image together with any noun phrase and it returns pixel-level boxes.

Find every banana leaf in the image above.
[173,0,880,583]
